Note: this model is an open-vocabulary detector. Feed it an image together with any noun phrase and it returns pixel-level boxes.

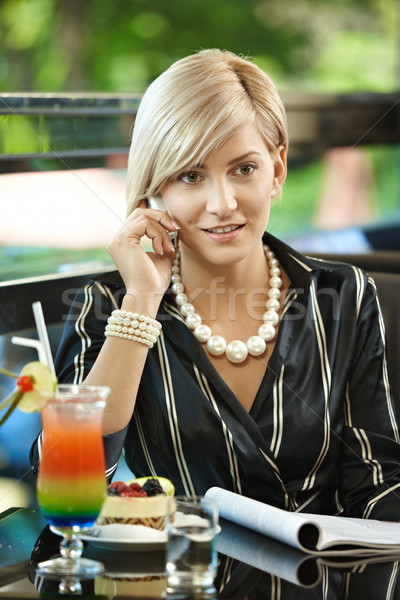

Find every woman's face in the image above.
[160,122,286,265]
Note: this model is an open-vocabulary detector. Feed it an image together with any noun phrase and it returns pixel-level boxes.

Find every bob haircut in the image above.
[126,48,288,216]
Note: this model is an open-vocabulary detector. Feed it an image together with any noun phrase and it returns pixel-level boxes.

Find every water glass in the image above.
[166,496,218,595]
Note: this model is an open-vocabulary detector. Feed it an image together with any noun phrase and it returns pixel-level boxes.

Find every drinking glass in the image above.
[36,384,109,581]
[166,496,219,596]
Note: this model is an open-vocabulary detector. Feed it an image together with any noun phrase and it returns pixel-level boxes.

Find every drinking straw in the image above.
[11,336,48,365]
[32,301,55,374]
[10,301,55,374]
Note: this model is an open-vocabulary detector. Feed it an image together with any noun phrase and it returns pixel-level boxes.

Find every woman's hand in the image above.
[107,201,179,308]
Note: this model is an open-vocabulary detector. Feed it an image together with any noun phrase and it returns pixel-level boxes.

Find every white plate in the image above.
[80,523,221,552]
[80,531,167,552]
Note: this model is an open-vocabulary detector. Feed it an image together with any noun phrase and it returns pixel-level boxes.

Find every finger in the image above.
[126,216,175,256]
[142,221,176,256]
[131,204,180,234]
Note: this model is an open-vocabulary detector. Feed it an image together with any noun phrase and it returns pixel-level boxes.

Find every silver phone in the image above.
[148,196,178,248]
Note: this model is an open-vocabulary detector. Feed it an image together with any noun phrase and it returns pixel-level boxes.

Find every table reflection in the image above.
[0,508,399,599]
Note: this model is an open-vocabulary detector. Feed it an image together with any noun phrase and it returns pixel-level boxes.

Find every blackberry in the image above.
[141,478,164,496]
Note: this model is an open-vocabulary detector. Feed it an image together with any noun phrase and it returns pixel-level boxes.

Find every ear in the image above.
[272,145,287,193]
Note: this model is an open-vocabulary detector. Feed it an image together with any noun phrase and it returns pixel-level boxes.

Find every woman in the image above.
[31,49,400,520]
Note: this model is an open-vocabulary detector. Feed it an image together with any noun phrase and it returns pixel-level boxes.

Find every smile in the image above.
[205,225,243,234]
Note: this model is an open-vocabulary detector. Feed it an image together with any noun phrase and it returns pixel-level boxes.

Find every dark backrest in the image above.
[0,268,115,335]
[0,268,115,382]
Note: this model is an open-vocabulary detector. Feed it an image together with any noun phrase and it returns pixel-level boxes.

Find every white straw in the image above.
[32,301,55,374]
[11,336,48,365]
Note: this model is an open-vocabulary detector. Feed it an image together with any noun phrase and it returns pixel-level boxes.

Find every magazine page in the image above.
[206,487,307,551]
[206,487,400,556]
[296,512,400,553]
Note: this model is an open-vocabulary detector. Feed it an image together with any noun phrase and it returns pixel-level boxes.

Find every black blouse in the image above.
[30,234,400,520]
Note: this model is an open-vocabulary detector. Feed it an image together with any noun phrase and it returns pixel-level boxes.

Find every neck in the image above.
[180,243,269,295]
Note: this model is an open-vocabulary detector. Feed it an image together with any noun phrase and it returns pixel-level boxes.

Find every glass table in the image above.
[0,506,399,599]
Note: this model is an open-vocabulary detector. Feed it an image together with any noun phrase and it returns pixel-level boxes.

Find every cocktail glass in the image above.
[36,384,109,583]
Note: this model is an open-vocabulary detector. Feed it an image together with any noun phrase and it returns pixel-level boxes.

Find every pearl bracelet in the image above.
[104,310,161,348]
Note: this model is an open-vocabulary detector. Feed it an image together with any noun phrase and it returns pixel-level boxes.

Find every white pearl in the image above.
[175,292,188,306]
[263,310,279,326]
[171,247,281,361]
[180,302,195,317]
[207,335,227,356]
[186,312,202,329]
[270,276,282,289]
[258,323,276,341]
[226,340,248,363]
[194,324,212,342]
[247,336,267,356]
[171,282,184,294]
[268,287,281,300]
[266,298,280,311]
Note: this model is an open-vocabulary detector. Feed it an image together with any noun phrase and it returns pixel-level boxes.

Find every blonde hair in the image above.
[126,48,288,215]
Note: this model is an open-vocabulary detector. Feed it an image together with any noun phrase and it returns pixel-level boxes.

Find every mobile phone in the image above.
[147,196,178,249]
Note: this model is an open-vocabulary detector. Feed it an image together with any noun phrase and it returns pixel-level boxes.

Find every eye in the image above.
[234,163,255,176]
[179,171,200,184]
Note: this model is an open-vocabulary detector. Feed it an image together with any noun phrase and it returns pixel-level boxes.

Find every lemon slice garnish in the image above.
[17,361,57,413]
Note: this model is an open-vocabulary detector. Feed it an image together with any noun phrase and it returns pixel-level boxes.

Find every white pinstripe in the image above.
[193,364,242,494]
[270,366,284,458]
[73,283,95,383]
[157,331,196,496]
[353,427,384,486]
[363,481,400,518]
[386,561,399,600]
[259,447,289,509]
[368,276,399,442]
[302,280,331,491]
[134,410,157,476]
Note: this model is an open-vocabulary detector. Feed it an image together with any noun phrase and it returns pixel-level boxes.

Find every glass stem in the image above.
[59,534,84,560]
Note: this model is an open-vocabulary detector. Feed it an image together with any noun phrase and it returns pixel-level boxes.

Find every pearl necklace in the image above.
[170,245,282,364]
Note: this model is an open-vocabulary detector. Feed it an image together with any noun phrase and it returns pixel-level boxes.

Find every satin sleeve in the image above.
[339,274,400,519]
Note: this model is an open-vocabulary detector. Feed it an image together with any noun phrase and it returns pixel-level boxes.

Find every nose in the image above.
[205,181,237,216]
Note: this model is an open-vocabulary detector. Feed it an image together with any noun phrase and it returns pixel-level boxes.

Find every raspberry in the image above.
[141,478,164,496]
[109,481,130,495]
[129,482,142,492]
[110,481,125,489]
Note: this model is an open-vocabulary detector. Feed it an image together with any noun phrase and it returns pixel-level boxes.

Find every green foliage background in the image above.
[0,0,398,93]
[0,0,399,279]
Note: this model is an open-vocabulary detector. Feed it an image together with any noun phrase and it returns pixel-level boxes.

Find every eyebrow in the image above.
[193,151,262,170]
[227,151,262,166]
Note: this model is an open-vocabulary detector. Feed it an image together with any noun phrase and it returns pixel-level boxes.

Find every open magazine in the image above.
[205,487,400,556]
